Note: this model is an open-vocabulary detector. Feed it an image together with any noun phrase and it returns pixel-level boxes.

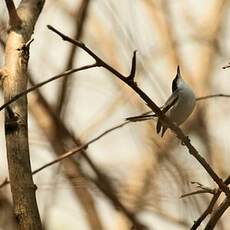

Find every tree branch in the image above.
[56,0,91,115]
[47,25,127,82]
[47,24,230,197]
[0,63,97,112]
[180,181,216,198]
[204,197,230,230]
[32,121,129,175]
[196,94,230,101]
[180,189,215,199]
[191,192,221,230]
[191,175,230,230]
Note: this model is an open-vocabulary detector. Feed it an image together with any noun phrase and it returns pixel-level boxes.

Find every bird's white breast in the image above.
[167,86,196,125]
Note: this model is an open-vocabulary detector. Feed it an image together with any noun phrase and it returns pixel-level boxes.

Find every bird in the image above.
[126,66,196,137]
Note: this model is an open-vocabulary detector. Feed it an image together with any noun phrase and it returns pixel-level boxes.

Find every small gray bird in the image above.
[126,66,196,137]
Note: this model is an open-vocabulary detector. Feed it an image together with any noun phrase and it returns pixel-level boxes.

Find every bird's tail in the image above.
[126,114,157,122]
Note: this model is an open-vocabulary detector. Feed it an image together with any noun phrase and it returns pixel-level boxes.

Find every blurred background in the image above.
[1,0,230,229]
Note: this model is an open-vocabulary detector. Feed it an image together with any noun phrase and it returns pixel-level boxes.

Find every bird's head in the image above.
[172,66,184,92]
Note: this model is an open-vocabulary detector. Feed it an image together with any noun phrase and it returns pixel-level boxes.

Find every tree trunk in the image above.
[1,0,45,229]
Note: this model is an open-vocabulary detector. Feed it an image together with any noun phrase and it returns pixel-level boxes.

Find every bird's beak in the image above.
[177,65,180,75]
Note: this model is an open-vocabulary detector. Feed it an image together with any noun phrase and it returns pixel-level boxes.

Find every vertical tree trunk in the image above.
[1,0,45,229]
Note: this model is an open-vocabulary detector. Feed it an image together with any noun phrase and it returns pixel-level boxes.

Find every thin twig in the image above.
[0,121,130,185]
[0,63,97,112]
[191,181,216,192]
[196,94,230,101]
[32,121,129,175]
[47,25,127,82]
[180,189,215,199]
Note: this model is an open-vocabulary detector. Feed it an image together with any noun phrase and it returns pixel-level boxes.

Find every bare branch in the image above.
[47,25,230,197]
[191,181,216,192]
[47,25,127,81]
[0,63,97,112]
[32,121,129,175]
[191,192,221,230]
[180,189,215,199]
[196,94,230,101]
[204,197,230,230]
[191,176,230,230]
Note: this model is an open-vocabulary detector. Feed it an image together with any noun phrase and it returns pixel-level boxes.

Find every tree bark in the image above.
[1,0,45,229]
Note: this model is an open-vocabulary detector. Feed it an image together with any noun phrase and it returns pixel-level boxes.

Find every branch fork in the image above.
[180,181,217,199]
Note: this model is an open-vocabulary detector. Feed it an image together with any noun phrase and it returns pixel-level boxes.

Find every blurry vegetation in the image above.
[1,0,230,229]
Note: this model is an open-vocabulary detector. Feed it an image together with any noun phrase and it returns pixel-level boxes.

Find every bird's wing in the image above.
[156,90,179,135]
[126,90,179,123]
[161,89,180,113]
